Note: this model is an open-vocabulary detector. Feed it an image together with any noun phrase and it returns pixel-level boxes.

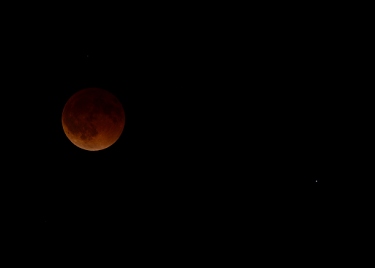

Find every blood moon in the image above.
[62,88,125,151]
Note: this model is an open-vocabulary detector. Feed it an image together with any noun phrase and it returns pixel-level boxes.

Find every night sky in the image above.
[3,16,236,237]
[1,6,348,254]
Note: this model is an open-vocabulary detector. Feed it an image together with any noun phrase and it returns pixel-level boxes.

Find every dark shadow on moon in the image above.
[62,88,125,150]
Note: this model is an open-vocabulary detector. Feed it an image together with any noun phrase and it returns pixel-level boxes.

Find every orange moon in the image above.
[62,88,125,151]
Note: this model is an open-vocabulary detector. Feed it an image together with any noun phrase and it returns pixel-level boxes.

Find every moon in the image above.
[62,88,125,151]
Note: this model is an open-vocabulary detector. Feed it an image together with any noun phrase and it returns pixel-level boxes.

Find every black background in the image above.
[1,4,365,257]
[1,8,237,236]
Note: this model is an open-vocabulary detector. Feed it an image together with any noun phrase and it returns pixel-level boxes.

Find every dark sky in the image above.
[2,13,232,234]
[0,7,344,252]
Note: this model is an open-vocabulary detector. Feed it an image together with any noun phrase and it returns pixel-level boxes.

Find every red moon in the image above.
[62,88,125,151]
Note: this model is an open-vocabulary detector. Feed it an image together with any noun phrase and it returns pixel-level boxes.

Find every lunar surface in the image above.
[62,88,125,151]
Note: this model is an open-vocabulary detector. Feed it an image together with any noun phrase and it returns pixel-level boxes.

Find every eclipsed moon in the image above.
[62,88,125,151]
